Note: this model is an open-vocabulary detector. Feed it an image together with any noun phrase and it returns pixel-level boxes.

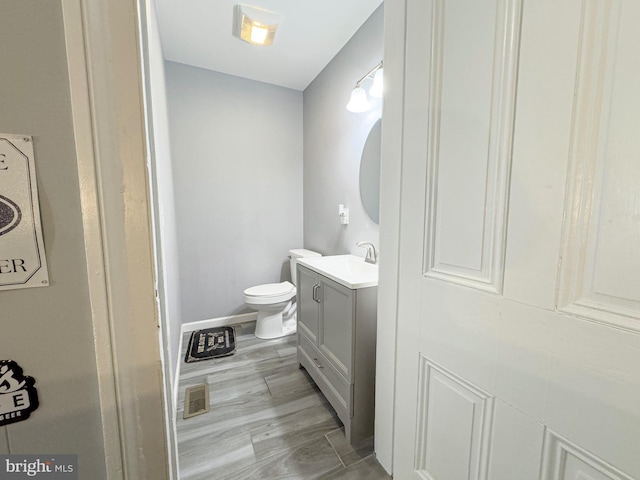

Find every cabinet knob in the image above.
[313,358,324,369]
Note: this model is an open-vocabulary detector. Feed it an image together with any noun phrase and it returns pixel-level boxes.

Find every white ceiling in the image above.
[154,0,383,91]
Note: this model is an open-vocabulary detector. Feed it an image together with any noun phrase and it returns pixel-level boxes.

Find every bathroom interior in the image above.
[144,0,388,477]
[2,1,638,479]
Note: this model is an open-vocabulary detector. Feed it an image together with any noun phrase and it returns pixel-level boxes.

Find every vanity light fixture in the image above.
[346,60,383,112]
[233,4,282,46]
[369,67,384,98]
[346,86,370,113]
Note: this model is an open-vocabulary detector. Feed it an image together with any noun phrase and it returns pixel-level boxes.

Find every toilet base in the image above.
[254,303,297,339]
[282,316,297,336]
[255,311,297,340]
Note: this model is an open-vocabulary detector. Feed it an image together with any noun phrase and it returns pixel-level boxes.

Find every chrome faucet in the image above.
[356,241,378,265]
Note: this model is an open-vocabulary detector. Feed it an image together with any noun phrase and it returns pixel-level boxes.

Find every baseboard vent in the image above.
[183,384,210,419]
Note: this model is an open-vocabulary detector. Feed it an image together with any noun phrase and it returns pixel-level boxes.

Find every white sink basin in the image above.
[297,254,378,289]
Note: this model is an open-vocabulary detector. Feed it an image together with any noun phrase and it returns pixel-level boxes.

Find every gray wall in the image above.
[303,5,383,257]
[0,2,107,478]
[146,0,182,383]
[166,62,304,322]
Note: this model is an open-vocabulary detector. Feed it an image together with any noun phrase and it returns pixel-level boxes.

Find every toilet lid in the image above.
[244,281,294,298]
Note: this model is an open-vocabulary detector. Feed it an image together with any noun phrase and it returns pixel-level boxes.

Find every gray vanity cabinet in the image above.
[296,264,322,343]
[296,264,377,444]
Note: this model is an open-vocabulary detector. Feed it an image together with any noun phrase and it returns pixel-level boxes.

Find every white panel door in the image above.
[392,0,640,479]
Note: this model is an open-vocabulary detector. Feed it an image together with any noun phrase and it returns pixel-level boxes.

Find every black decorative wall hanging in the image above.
[0,360,39,426]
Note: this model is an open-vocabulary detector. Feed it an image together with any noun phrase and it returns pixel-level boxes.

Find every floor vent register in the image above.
[183,384,210,419]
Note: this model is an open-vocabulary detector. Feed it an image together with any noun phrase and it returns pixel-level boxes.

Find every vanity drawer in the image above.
[298,333,352,423]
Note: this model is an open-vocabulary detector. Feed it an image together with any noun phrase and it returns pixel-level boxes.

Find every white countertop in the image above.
[297,254,378,289]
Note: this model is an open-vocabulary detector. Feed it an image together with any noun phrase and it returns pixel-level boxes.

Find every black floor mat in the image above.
[184,326,236,363]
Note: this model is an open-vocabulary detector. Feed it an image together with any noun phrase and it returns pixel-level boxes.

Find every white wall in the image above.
[303,5,384,257]
[165,62,303,322]
[0,2,107,477]
[144,0,182,389]
[142,2,180,477]
[376,0,405,470]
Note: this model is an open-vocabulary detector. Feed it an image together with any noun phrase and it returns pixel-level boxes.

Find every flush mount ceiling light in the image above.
[346,60,383,112]
[233,4,282,46]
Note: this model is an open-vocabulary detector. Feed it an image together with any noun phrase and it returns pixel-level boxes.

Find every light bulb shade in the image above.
[369,68,384,98]
[233,4,282,46]
[249,24,270,44]
[346,86,369,112]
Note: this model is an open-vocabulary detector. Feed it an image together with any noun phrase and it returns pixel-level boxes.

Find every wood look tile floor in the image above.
[177,322,392,480]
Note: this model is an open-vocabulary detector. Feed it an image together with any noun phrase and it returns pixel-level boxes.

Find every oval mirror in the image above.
[359,118,381,224]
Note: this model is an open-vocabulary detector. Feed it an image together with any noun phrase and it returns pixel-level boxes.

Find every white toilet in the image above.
[244,249,321,339]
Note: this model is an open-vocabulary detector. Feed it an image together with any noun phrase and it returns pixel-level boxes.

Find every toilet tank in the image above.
[289,249,321,285]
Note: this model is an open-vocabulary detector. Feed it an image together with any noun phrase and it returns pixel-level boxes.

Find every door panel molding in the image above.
[557,0,640,332]
[423,0,522,294]
[393,0,640,478]
[414,356,494,480]
[541,430,633,480]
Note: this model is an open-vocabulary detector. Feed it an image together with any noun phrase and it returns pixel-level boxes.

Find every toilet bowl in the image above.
[244,249,321,339]
[244,281,296,339]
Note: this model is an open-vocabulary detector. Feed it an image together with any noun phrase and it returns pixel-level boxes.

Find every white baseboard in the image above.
[180,312,258,334]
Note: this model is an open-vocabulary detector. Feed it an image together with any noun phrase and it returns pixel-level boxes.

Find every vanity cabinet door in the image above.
[318,276,355,382]
[296,265,320,342]
[296,262,378,445]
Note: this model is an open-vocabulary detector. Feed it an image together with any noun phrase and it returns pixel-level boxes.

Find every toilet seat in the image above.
[244,281,295,305]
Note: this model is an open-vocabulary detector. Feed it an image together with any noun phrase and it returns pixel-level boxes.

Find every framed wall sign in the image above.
[0,133,49,291]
